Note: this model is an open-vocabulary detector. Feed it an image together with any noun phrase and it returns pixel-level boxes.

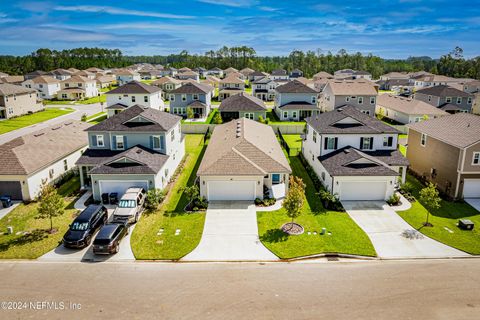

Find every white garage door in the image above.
[340,181,387,201]
[207,180,256,201]
[463,179,480,198]
[99,181,149,198]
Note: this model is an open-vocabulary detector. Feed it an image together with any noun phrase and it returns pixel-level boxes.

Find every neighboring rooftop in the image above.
[0,83,36,96]
[276,79,318,94]
[170,82,214,94]
[377,94,449,116]
[415,85,472,97]
[219,92,267,112]
[106,80,161,94]
[326,80,378,95]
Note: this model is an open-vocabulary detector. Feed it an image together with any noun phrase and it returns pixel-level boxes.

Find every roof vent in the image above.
[34,133,45,137]
[136,149,142,154]
[344,149,350,154]
[52,126,62,130]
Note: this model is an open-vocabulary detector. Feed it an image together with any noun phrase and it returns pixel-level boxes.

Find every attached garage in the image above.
[99,180,149,198]
[463,179,480,198]
[339,181,388,201]
[207,180,256,201]
[0,181,23,200]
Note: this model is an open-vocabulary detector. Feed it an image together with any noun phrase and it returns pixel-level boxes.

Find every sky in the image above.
[0,0,479,59]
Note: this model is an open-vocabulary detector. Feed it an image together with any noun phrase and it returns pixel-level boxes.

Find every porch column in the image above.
[79,166,85,189]
[401,166,407,184]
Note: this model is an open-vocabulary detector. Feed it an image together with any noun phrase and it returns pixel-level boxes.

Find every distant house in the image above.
[207,67,224,78]
[239,68,255,78]
[313,71,333,81]
[252,77,276,101]
[218,75,245,101]
[379,72,409,81]
[25,70,48,80]
[248,71,269,82]
[22,75,61,99]
[176,70,200,82]
[269,69,289,81]
[289,69,303,78]
[105,81,164,117]
[67,68,80,73]
[0,84,41,119]
[334,69,372,80]
[76,105,185,201]
[409,74,466,90]
[376,94,449,124]
[461,80,480,94]
[85,67,104,74]
[219,92,267,122]
[407,113,480,199]
[50,68,72,81]
[224,67,239,77]
[0,75,25,85]
[319,80,378,115]
[274,80,320,121]
[151,76,182,99]
[138,68,158,80]
[178,67,192,74]
[376,79,413,94]
[193,67,208,78]
[353,71,372,80]
[0,121,90,201]
[169,82,214,119]
[95,74,116,89]
[116,69,141,86]
[58,75,98,100]
[73,70,96,80]
[159,67,178,77]
[201,75,221,90]
[414,85,474,113]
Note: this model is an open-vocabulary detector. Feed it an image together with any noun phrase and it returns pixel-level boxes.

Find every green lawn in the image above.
[0,176,82,259]
[86,111,106,121]
[43,100,75,105]
[398,134,408,156]
[0,108,74,135]
[141,79,155,85]
[87,115,107,124]
[266,110,305,126]
[75,95,106,105]
[257,157,376,259]
[282,134,303,156]
[396,174,480,254]
[131,135,207,260]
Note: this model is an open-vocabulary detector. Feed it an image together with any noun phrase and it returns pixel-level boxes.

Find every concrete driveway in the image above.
[465,198,480,212]
[342,201,469,259]
[183,201,277,261]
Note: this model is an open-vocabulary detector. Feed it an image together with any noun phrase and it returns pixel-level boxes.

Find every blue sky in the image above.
[0,0,479,58]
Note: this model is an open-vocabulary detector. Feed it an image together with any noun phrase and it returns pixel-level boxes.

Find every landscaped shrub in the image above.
[81,113,87,122]
[387,193,401,206]
[255,197,276,207]
[258,115,266,124]
[319,189,344,211]
[144,188,166,211]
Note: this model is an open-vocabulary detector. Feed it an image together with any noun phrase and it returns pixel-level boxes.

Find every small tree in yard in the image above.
[81,113,88,122]
[282,176,306,231]
[186,107,194,119]
[37,181,64,233]
[184,185,199,205]
[213,112,223,124]
[145,188,166,211]
[419,182,441,227]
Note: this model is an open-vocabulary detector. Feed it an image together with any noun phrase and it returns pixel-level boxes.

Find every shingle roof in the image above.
[326,80,378,95]
[219,92,267,112]
[26,70,48,77]
[252,77,273,84]
[271,69,287,76]
[239,68,255,76]
[0,76,25,83]
[50,68,73,75]
[61,75,95,83]
[0,121,90,175]
[313,71,333,79]
[220,75,244,84]
[250,71,269,77]
[416,85,472,97]
[197,118,291,176]
[0,83,36,96]
[377,94,449,116]
[116,69,140,76]
[224,67,238,73]
[106,81,161,94]
[307,105,400,134]
[407,113,480,148]
[27,75,60,84]
[276,79,318,93]
[151,76,181,86]
[87,105,181,133]
[170,82,213,94]
[279,102,317,110]
[104,103,128,110]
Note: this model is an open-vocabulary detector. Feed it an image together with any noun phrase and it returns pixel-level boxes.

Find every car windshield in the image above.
[118,200,136,208]
[70,221,89,231]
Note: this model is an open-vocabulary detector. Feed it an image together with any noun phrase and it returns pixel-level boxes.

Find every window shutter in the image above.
[324,137,328,149]
[150,136,154,149]
[360,137,364,149]
[92,135,97,147]
[334,137,338,150]
[388,137,393,146]
[112,136,117,150]
[123,136,128,149]
[160,136,165,149]
[370,137,374,149]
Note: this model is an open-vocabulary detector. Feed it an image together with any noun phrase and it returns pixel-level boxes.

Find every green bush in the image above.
[145,188,166,210]
[81,113,88,122]
[387,193,400,206]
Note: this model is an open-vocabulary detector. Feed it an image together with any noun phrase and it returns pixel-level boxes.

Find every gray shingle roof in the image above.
[278,102,317,110]
[416,85,472,97]
[219,92,267,112]
[276,80,318,94]
[170,82,213,94]
[377,94,449,116]
[271,69,287,76]
[106,81,161,94]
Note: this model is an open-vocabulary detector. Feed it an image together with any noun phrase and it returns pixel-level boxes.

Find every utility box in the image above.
[458,219,474,230]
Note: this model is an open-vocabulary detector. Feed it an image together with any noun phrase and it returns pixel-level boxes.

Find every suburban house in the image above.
[176,70,200,82]
[0,121,90,201]
[218,92,267,122]
[105,81,164,117]
[193,67,208,78]
[290,69,304,78]
[25,70,48,80]
[218,75,245,101]
[313,71,334,81]
[0,84,41,119]
[274,80,320,121]
[67,68,80,73]
[407,113,480,199]
[353,71,372,80]
[409,74,463,90]
[0,75,25,85]
[50,68,72,81]
[248,71,269,82]
[224,67,239,77]
[379,72,409,81]
[159,67,178,77]
[151,76,182,99]
[95,74,116,89]
[22,76,61,99]
[76,105,185,201]
[376,94,449,124]
[177,67,192,73]
[269,69,289,81]
[303,106,408,201]
[169,82,214,119]
[461,80,480,94]
[319,80,378,115]
[85,67,104,74]
[116,69,141,85]
[239,67,255,78]
[207,67,224,78]
[73,70,96,80]
[197,118,292,201]
[201,75,221,90]
[252,77,276,101]
[414,85,474,113]
[376,79,413,94]
[58,75,98,100]
[138,68,158,80]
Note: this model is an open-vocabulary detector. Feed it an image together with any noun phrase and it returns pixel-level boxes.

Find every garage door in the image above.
[207,180,256,201]
[463,179,480,198]
[99,181,149,198]
[0,181,23,200]
[340,181,387,201]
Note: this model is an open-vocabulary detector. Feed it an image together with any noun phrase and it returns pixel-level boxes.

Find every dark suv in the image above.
[92,223,129,254]
[63,205,108,249]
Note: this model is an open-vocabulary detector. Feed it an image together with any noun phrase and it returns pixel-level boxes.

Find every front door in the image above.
[299,110,312,120]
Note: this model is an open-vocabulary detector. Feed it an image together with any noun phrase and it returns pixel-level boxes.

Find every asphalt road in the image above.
[0,259,479,319]
[0,103,103,145]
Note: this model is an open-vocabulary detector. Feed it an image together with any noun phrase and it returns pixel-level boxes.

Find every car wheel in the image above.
[85,235,92,246]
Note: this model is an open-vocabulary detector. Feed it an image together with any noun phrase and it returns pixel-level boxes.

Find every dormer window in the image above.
[383,136,393,147]
[96,135,104,147]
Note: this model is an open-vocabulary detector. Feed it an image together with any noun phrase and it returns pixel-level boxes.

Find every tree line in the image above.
[0,46,479,80]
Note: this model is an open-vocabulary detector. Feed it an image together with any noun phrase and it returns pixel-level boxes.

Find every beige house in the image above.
[95,74,116,88]
[407,113,480,199]
[0,84,41,119]
[58,75,98,100]
[151,76,182,99]
[218,75,245,101]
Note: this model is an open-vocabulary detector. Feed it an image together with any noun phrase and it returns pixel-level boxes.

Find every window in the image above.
[446,97,452,103]
[272,174,281,184]
[131,96,136,102]
[62,94,68,99]
[171,130,175,141]
[170,94,175,101]
[116,136,125,150]
[96,135,104,147]
[467,97,472,104]
[244,113,254,120]
[283,111,288,119]
[383,136,394,147]
[358,97,363,104]
[360,137,373,150]
[152,136,164,150]
[361,110,371,115]
[181,94,186,101]
[345,96,350,102]
[313,131,317,143]
[63,159,68,171]
[421,133,427,147]
[428,95,432,102]
[473,152,480,165]
[49,168,54,179]
[144,96,148,103]
[324,137,337,150]
[65,83,70,88]
[370,97,375,104]
[456,97,462,104]
[193,94,199,100]
[311,96,316,103]
[292,111,297,119]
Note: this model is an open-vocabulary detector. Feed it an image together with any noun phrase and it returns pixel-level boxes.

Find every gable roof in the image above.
[252,76,273,84]
[197,118,291,176]
[307,105,399,134]
[151,76,181,86]
[276,79,317,94]
[313,71,333,79]
[407,113,480,148]
[116,69,140,76]
[224,67,238,73]
[61,75,95,83]
[87,105,181,133]
[326,80,378,95]
[416,85,472,97]
[27,75,60,84]
[250,71,269,77]
[219,92,267,112]
[239,68,255,76]
[220,75,244,84]
[271,69,287,76]
[106,81,161,94]
[0,83,36,96]
[170,82,213,94]
[377,94,449,116]
[50,68,72,76]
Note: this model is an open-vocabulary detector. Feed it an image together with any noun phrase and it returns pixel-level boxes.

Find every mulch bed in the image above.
[281,222,304,235]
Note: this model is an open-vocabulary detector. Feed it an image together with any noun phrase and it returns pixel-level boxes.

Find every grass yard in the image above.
[266,110,304,125]
[396,174,480,254]
[75,95,106,105]
[0,176,82,259]
[131,135,207,260]
[398,134,408,156]
[140,79,155,85]
[87,115,107,124]
[43,100,75,105]
[0,108,74,135]
[86,111,106,121]
[282,134,303,156]
[257,156,376,259]
[181,109,218,125]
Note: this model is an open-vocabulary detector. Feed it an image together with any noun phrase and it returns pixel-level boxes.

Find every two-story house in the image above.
[193,67,208,78]
[73,70,96,80]
[274,80,320,121]
[414,85,474,113]
[218,75,245,101]
[169,82,214,119]
[252,77,276,101]
[313,71,334,81]
[269,69,289,81]
[0,84,41,119]
[176,70,200,82]
[151,76,182,99]
[50,68,72,81]
[303,106,409,201]
[289,69,303,78]
[58,75,98,100]
[239,67,255,78]
[116,69,141,86]
[407,113,480,199]
[159,67,178,78]
[105,81,164,117]
[76,105,185,201]
[248,71,269,82]
[207,67,224,78]
[319,80,378,115]
[224,67,239,77]
[22,76,61,99]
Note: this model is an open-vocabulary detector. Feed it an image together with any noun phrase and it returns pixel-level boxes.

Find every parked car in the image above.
[92,222,129,254]
[112,188,146,224]
[63,205,108,248]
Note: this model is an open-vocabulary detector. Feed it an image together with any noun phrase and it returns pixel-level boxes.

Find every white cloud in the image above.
[197,0,256,8]
[54,5,194,19]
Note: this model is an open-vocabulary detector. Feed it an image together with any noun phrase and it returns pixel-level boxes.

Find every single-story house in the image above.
[219,92,267,121]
